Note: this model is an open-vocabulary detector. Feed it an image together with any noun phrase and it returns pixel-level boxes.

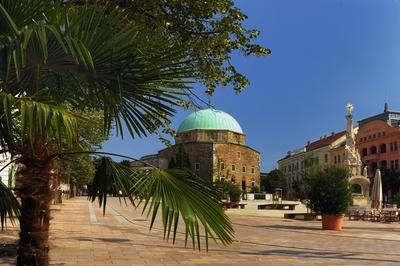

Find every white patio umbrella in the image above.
[370,169,383,211]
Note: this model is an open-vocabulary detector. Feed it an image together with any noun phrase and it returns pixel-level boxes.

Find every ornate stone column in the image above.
[344,104,370,206]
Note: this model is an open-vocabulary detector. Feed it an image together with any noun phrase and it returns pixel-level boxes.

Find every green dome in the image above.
[177,109,243,134]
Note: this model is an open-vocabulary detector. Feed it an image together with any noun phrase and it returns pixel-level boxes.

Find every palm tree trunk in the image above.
[15,157,55,266]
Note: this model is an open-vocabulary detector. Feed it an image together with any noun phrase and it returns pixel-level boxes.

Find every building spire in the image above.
[384,102,389,113]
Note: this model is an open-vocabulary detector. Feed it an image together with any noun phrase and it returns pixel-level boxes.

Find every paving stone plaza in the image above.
[1,197,400,265]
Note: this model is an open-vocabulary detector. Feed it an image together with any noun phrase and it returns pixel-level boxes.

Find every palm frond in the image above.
[1,2,194,140]
[88,157,134,215]
[61,4,193,138]
[19,98,78,147]
[0,92,79,150]
[0,92,17,151]
[0,180,20,230]
[133,168,234,250]
[0,0,58,32]
[88,157,234,250]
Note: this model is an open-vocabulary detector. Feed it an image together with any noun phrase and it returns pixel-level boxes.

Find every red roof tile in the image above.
[306,131,346,151]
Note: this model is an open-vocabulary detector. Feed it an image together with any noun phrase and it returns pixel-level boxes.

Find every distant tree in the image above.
[291,180,303,200]
[299,154,321,196]
[59,109,108,197]
[262,169,287,194]
[119,160,132,168]
[59,155,96,198]
[214,180,242,202]
[90,0,271,95]
[303,154,319,172]
[394,193,400,208]
[249,186,260,193]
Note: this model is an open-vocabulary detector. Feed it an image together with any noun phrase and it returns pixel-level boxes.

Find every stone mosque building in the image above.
[131,108,260,191]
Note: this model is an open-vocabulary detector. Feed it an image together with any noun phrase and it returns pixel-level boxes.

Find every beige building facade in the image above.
[278,132,346,198]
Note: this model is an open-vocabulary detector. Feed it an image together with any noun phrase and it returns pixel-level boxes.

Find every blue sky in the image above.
[102,0,400,171]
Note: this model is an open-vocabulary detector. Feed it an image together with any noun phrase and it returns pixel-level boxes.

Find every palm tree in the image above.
[0,1,234,265]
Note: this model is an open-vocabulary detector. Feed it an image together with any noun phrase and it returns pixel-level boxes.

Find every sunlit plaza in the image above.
[1,197,400,265]
[3,0,400,265]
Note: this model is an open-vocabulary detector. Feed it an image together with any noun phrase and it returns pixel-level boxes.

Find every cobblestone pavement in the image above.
[2,197,400,265]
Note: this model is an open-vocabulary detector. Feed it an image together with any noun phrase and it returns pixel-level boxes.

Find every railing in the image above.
[246,193,272,201]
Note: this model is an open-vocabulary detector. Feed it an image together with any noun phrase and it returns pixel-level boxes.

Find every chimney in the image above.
[331,131,335,136]
[307,141,310,145]
[384,102,389,113]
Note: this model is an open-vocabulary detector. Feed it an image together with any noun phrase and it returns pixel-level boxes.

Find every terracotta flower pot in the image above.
[321,214,345,231]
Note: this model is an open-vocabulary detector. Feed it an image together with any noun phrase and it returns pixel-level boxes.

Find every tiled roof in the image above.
[306,131,346,151]
[358,111,400,128]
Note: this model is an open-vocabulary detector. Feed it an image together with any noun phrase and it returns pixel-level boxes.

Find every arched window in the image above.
[370,146,377,155]
[241,180,246,191]
[362,148,368,157]
[352,184,362,194]
[380,144,387,154]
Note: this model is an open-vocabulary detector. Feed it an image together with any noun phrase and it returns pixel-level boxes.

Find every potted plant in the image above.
[305,166,353,230]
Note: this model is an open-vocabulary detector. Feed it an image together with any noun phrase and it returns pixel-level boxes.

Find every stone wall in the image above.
[176,130,246,145]
[214,143,260,191]
[157,141,260,189]
[158,143,214,182]
[131,154,160,170]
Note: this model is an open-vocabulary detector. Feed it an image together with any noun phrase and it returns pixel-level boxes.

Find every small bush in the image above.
[249,186,260,193]
[394,193,400,208]
[305,166,352,215]
[214,180,242,202]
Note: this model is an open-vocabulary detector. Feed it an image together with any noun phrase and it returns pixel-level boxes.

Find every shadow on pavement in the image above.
[240,249,400,264]
[0,244,17,264]
[74,236,131,243]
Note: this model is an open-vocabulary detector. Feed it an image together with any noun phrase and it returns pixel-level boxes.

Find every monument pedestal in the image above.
[349,175,370,207]
[352,195,369,207]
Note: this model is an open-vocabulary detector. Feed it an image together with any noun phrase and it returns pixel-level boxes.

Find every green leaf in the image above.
[0,3,19,36]
[88,157,134,215]
[132,167,235,250]
[0,180,20,230]
[88,157,234,250]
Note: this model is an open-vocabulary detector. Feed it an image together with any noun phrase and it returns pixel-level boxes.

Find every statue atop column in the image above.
[344,103,362,176]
